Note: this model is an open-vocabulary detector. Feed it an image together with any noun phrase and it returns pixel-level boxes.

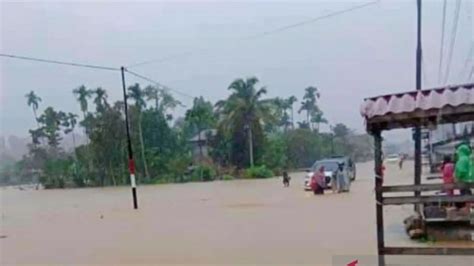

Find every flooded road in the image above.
[1,162,472,265]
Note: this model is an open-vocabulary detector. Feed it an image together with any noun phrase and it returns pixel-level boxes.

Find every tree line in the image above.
[0,77,373,187]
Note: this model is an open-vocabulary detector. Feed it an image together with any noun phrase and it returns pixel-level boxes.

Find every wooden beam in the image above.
[373,131,385,266]
[383,195,473,205]
[382,247,474,256]
[366,106,474,132]
[382,183,474,193]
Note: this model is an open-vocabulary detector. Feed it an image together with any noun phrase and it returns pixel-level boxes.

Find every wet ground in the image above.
[0,161,472,265]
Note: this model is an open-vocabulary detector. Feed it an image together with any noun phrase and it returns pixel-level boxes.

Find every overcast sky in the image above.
[1,0,473,138]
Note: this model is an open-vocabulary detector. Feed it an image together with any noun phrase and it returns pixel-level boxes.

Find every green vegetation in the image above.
[189,165,216,182]
[222,174,235,181]
[1,76,373,188]
[185,97,216,158]
[244,165,274,179]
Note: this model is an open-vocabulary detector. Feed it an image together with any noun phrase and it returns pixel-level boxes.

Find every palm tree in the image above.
[63,113,79,152]
[287,96,297,129]
[93,87,109,113]
[128,84,147,110]
[25,91,42,128]
[271,97,293,131]
[65,112,80,181]
[128,83,150,179]
[159,90,182,117]
[73,85,92,120]
[37,107,63,149]
[298,86,320,130]
[217,77,273,167]
[281,112,291,131]
[144,86,181,121]
[311,109,327,132]
[144,85,160,110]
[297,121,310,129]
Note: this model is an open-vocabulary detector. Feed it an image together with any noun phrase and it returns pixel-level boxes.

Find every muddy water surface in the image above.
[1,162,472,265]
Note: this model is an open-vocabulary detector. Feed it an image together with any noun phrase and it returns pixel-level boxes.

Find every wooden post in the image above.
[414,0,423,212]
[374,130,385,266]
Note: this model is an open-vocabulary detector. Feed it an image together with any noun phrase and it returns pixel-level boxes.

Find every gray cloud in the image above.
[1,0,472,138]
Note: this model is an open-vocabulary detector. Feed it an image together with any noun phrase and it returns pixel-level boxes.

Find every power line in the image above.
[443,0,462,84]
[127,0,380,68]
[252,1,383,39]
[0,53,119,71]
[460,43,473,81]
[244,0,380,40]
[124,68,195,99]
[127,51,200,69]
[0,53,195,100]
[437,0,447,84]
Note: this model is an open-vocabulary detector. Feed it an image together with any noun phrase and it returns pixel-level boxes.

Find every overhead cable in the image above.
[437,0,448,84]
[124,69,195,99]
[443,0,462,84]
[127,0,380,68]
[0,53,119,71]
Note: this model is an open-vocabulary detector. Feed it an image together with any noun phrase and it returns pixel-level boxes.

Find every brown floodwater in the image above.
[0,162,472,265]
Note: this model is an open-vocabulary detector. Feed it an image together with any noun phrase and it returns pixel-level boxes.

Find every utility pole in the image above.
[414,0,422,212]
[248,125,254,167]
[121,66,138,209]
[330,125,335,155]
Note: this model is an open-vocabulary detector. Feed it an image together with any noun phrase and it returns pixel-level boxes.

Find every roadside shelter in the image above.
[360,83,474,265]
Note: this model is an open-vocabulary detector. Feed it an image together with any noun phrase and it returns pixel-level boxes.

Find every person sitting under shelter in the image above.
[441,155,455,196]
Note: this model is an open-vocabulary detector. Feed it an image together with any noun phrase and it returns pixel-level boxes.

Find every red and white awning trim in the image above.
[361,84,474,119]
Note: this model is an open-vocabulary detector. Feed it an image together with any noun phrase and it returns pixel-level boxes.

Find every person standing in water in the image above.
[282,171,291,187]
[330,168,338,194]
[336,163,349,193]
[311,166,326,195]
[398,154,405,169]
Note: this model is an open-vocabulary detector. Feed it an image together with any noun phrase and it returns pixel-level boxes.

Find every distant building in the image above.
[429,122,474,171]
[188,129,216,160]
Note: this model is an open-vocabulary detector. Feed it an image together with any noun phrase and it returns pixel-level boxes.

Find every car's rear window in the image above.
[312,161,339,172]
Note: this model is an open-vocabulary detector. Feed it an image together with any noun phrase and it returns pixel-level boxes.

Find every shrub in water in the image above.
[190,165,217,181]
[244,165,274,179]
[222,174,235,181]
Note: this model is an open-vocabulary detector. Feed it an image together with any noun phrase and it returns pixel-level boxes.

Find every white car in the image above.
[304,157,356,191]
[385,154,400,163]
[304,169,334,191]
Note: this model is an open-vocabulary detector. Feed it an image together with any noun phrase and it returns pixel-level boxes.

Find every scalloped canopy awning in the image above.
[361,83,474,132]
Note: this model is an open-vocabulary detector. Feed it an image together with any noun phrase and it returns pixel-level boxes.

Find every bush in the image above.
[190,164,216,182]
[39,158,73,189]
[151,178,169,185]
[222,174,235,181]
[244,165,274,179]
[167,155,192,182]
[262,134,288,172]
[72,176,86,187]
[39,176,65,189]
